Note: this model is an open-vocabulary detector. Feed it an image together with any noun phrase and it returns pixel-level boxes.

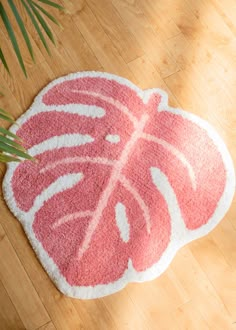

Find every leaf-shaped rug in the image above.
[3,72,235,299]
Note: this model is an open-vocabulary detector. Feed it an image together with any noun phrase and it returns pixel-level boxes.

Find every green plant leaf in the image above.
[37,0,64,10]
[0,141,34,160]
[7,0,35,62]
[0,127,22,140]
[0,47,10,74]
[0,3,27,77]
[0,113,15,123]
[27,0,55,44]
[0,153,21,162]
[0,135,26,151]
[32,1,60,26]
[21,0,51,54]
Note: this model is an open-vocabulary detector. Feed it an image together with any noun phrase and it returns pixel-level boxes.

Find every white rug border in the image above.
[2,71,235,299]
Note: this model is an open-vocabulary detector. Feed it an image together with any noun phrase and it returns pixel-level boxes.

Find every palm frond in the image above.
[8,0,35,62]
[0,108,15,122]
[0,0,63,163]
[37,0,63,10]
[0,2,27,77]
[0,47,10,73]
[0,109,34,162]
[27,0,55,44]
[0,135,26,151]
[31,1,60,26]
[0,154,21,162]
[21,0,51,55]
[0,127,22,140]
[0,0,63,75]
[0,141,34,160]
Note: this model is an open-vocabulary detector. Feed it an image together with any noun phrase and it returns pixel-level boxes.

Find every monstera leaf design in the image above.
[3,72,235,299]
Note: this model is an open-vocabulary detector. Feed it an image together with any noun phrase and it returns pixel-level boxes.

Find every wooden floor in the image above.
[0,0,236,329]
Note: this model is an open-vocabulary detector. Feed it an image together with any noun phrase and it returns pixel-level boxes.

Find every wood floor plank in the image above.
[170,247,233,329]
[72,298,117,330]
[136,0,182,40]
[125,271,190,330]
[50,23,102,72]
[101,289,149,330]
[33,34,78,78]
[0,0,235,328]
[172,300,210,330]
[186,0,234,42]
[0,279,25,330]
[38,279,84,330]
[227,198,236,230]
[209,0,236,35]
[112,0,179,78]
[128,55,179,107]
[73,3,134,80]
[190,235,236,319]
[59,0,85,21]
[164,33,190,71]
[0,224,50,330]
[211,217,236,269]
[86,0,144,63]
[37,322,56,330]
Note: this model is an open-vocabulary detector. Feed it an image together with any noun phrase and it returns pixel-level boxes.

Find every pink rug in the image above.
[3,72,235,299]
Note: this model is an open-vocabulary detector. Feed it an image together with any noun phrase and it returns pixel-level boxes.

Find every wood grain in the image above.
[0,279,25,330]
[37,322,56,330]
[0,0,235,329]
[0,224,49,330]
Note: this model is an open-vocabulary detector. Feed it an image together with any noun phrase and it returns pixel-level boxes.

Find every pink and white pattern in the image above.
[3,72,235,299]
